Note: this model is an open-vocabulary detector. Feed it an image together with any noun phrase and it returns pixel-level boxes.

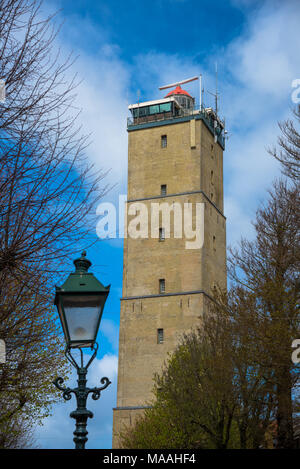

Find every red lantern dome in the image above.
[164,85,192,98]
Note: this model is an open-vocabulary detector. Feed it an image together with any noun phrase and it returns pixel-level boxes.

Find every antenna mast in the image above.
[207,63,219,116]
[199,74,202,110]
[215,62,218,116]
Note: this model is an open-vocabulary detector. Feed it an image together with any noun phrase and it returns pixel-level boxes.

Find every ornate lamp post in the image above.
[53,251,111,449]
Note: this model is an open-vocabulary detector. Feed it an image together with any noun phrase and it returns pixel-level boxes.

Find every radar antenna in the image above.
[159,76,199,90]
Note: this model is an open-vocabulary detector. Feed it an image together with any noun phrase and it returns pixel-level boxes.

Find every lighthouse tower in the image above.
[112,80,226,447]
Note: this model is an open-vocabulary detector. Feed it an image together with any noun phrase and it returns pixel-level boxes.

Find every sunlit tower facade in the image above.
[113,80,227,447]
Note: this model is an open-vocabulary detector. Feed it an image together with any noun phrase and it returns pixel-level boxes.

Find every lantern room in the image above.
[164,85,194,110]
[128,85,196,125]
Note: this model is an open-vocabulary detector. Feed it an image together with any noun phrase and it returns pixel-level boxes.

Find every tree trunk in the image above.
[239,424,247,449]
[276,366,294,449]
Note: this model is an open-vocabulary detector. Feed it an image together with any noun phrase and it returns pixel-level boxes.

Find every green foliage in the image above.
[0,270,71,447]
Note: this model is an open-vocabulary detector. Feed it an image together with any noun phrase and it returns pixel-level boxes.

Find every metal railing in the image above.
[127,105,225,148]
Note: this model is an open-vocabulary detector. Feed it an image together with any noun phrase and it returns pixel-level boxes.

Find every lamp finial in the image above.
[74,251,92,273]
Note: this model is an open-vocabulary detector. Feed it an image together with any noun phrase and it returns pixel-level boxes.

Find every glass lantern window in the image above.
[62,295,102,345]
[159,103,171,113]
[149,105,159,114]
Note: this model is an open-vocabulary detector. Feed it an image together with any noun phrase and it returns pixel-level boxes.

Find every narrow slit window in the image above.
[161,135,167,148]
[161,184,167,196]
[159,227,165,241]
[157,328,164,344]
[159,279,165,294]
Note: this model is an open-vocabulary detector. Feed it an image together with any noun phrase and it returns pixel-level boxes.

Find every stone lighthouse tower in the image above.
[112,79,226,447]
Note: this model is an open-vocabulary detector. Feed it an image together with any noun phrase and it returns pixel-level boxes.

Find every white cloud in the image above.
[227,2,300,98]
[69,52,129,192]
[89,353,118,383]
[220,0,300,240]
[100,319,120,352]
[41,1,130,195]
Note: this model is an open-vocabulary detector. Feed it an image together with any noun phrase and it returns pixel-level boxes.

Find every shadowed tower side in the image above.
[113,83,227,447]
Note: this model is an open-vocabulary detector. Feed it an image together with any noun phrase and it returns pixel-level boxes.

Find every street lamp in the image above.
[53,251,111,449]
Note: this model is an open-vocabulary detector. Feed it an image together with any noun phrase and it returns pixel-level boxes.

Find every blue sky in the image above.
[35,0,300,448]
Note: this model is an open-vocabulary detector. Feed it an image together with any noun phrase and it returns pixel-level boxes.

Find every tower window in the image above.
[157,328,164,344]
[213,235,216,251]
[161,184,167,196]
[161,135,167,148]
[159,227,165,241]
[159,279,165,294]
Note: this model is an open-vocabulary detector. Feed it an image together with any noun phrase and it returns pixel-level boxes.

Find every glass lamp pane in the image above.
[57,301,69,342]
[62,295,103,346]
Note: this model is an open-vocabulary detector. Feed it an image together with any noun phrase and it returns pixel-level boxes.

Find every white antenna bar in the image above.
[159,76,199,90]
